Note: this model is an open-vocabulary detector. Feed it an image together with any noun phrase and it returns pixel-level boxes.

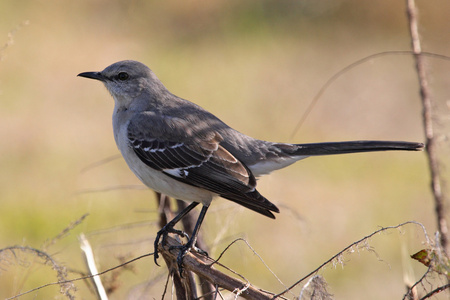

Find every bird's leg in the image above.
[154,201,199,266]
[169,205,209,275]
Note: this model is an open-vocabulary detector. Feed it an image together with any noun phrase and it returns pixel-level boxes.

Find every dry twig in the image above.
[406,0,448,254]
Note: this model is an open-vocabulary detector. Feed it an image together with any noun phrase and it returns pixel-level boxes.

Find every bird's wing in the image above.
[127,112,279,217]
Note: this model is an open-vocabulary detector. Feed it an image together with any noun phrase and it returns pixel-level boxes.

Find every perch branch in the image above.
[159,236,275,300]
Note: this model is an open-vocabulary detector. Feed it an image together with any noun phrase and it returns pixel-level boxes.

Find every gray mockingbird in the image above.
[78,60,423,273]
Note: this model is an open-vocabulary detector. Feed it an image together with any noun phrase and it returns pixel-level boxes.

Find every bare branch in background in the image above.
[406,0,449,254]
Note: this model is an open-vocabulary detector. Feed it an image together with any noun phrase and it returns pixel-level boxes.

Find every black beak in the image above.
[77,71,105,81]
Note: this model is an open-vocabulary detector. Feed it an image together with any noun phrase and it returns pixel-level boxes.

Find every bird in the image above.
[78,60,423,273]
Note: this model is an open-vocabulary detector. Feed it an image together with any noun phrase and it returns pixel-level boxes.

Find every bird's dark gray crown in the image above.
[102,60,153,81]
[100,60,166,98]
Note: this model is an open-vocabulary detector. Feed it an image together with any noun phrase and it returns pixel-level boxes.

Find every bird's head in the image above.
[78,60,165,106]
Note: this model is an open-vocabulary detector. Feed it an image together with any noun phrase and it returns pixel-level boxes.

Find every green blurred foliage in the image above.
[0,0,449,299]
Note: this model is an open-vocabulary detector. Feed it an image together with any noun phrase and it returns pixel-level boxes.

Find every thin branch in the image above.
[289,50,450,140]
[5,252,154,299]
[75,185,148,195]
[273,221,429,298]
[402,266,432,300]
[406,0,448,254]
[43,213,89,249]
[419,283,450,300]
[80,154,122,174]
[161,272,171,300]
[211,237,291,297]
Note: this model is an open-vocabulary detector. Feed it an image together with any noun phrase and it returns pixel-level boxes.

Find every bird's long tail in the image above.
[290,140,424,156]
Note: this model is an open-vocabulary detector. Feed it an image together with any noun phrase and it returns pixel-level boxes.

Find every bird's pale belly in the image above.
[126,151,214,204]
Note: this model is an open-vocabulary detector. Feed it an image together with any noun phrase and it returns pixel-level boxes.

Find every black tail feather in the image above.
[289,140,424,156]
[221,192,278,219]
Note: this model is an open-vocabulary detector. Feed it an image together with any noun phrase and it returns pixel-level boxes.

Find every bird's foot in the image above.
[154,223,189,266]
[169,239,208,276]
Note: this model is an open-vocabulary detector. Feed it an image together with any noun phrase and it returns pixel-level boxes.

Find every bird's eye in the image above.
[117,72,129,81]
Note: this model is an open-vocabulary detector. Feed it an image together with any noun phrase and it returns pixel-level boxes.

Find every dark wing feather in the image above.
[127,113,279,217]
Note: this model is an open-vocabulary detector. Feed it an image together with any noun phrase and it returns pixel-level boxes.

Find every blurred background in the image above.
[0,0,449,299]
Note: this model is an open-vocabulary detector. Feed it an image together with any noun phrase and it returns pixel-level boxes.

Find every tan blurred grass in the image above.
[0,1,449,299]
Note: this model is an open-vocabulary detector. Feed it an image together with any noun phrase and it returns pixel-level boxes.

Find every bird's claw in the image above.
[154,223,189,265]
[169,242,208,276]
